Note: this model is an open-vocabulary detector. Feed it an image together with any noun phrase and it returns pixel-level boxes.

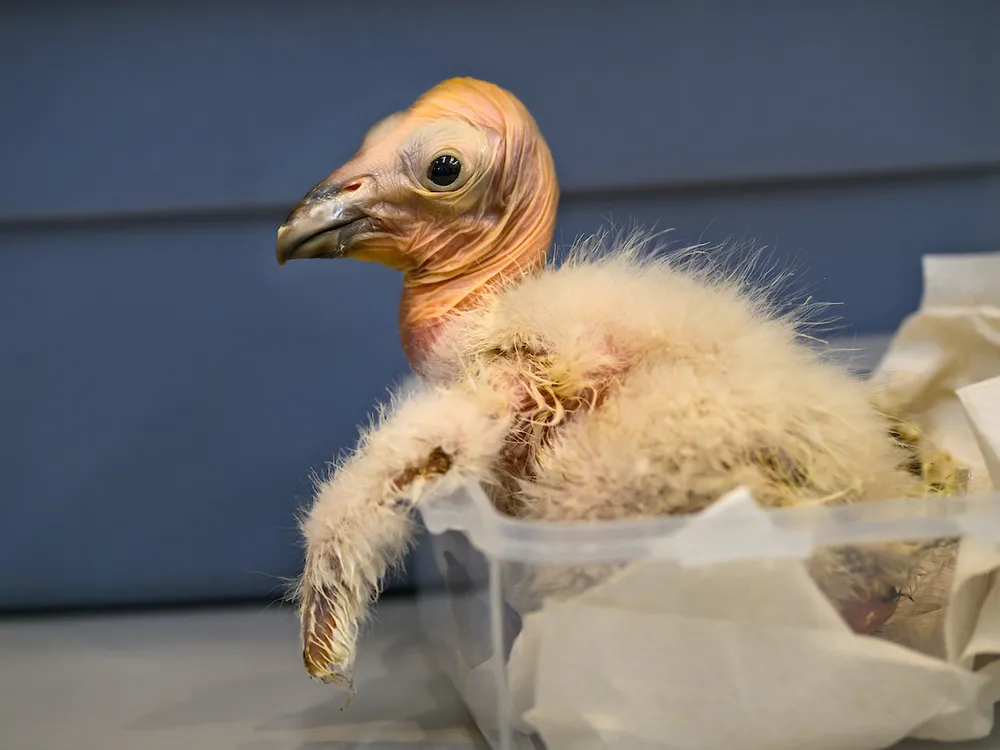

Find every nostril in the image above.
[303,180,362,203]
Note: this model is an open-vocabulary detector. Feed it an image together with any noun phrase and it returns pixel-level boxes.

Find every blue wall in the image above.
[2,0,999,610]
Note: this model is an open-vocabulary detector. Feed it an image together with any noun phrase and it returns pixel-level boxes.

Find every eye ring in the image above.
[426,154,462,190]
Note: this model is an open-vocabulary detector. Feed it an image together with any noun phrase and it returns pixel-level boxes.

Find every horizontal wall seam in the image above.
[2,160,998,233]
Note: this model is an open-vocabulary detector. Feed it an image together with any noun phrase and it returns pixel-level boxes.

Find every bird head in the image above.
[276,77,559,369]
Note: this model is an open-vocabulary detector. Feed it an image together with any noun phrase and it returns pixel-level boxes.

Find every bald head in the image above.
[276,78,559,369]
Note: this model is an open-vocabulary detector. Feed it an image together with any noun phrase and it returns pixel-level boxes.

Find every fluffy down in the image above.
[297,383,510,684]
[295,231,939,685]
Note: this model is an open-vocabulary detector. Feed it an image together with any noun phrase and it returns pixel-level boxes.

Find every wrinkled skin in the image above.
[277,77,558,372]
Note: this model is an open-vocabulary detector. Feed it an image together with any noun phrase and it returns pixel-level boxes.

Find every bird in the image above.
[275,77,963,689]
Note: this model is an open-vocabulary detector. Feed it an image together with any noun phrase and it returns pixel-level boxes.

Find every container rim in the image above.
[418,479,1000,565]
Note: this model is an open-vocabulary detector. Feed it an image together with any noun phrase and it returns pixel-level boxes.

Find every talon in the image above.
[341,684,358,710]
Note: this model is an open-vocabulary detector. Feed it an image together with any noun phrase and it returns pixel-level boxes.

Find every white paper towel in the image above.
[508,494,1000,750]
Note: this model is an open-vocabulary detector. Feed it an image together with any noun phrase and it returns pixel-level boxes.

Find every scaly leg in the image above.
[295,380,511,687]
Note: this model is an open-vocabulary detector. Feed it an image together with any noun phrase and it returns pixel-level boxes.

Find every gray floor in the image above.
[2,595,997,750]
[0,597,487,750]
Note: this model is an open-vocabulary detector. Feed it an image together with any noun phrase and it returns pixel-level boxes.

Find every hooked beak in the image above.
[275,180,373,266]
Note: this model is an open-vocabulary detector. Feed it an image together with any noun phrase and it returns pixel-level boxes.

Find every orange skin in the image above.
[276,78,559,375]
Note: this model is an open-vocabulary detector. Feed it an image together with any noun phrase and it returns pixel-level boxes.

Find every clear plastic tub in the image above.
[415,479,1000,750]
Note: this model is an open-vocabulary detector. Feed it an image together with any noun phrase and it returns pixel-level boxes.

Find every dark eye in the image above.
[427,154,462,187]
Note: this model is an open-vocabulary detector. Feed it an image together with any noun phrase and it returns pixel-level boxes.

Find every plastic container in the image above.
[414,479,1000,750]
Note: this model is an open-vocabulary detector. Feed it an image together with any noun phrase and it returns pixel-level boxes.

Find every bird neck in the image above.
[399,232,549,376]
[397,131,559,376]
